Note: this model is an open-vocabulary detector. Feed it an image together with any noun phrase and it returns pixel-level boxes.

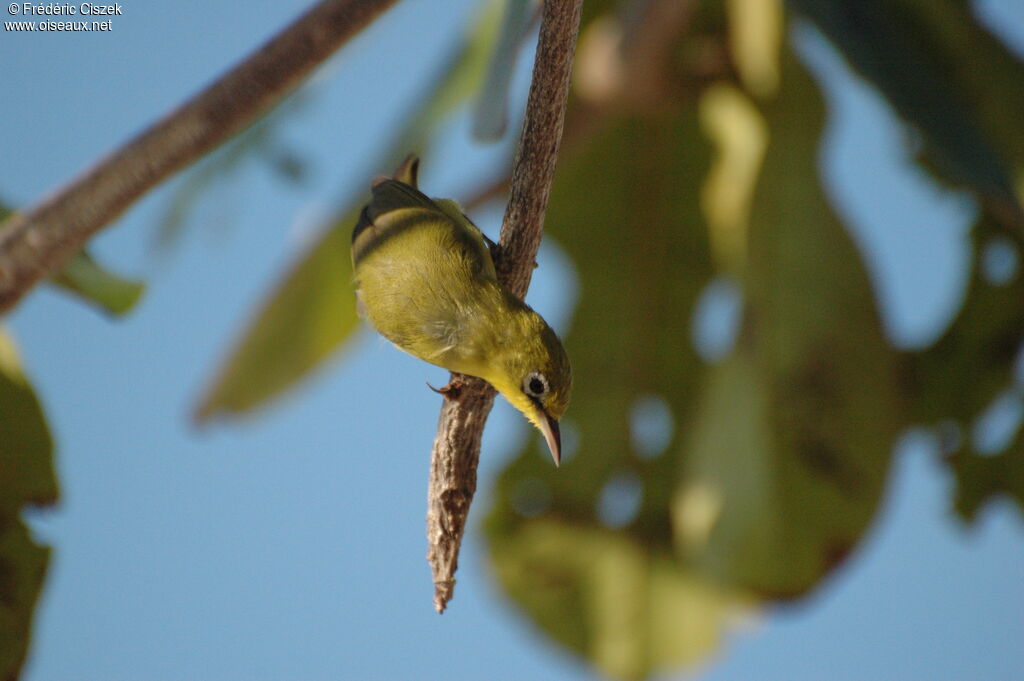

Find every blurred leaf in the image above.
[787,0,1024,524]
[727,0,783,97]
[909,220,1024,422]
[194,219,358,422]
[487,28,900,677]
[908,219,1024,519]
[0,520,50,681]
[678,54,901,597]
[700,83,768,273]
[489,520,750,681]
[195,1,507,420]
[265,146,308,183]
[897,0,1024,180]
[1,203,144,317]
[487,101,742,680]
[0,328,57,679]
[0,332,57,510]
[472,0,536,141]
[786,0,1024,230]
[949,443,1024,521]
[48,250,145,317]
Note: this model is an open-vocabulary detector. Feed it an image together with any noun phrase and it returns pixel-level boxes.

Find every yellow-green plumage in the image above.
[351,157,571,464]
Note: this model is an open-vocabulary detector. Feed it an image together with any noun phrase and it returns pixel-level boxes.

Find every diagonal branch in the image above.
[426,0,583,614]
[0,0,400,314]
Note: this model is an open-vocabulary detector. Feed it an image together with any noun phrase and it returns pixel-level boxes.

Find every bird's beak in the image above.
[536,410,562,467]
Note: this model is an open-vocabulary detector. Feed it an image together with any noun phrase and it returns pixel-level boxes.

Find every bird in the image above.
[351,156,571,465]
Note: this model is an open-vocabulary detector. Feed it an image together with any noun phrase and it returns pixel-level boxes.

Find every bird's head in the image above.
[486,310,572,466]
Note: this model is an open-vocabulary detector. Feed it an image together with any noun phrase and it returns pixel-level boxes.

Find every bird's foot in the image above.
[427,377,464,401]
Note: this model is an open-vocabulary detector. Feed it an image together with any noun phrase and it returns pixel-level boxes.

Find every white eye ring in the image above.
[523,371,549,398]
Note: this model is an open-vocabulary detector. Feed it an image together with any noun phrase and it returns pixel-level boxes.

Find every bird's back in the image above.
[352,178,499,371]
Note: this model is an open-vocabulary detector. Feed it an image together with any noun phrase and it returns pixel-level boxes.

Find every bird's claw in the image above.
[427,378,464,401]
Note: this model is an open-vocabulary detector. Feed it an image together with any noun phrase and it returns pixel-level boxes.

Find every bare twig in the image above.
[0,0,399,314]
[426,0,583,614]
[494,0,583,299]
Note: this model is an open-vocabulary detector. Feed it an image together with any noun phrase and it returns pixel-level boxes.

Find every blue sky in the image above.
[2,1,1022,680]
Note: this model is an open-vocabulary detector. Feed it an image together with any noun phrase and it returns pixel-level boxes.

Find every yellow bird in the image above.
[351,157,572,464]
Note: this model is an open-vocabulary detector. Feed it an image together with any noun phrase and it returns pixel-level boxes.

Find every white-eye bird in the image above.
[351,157,572,465]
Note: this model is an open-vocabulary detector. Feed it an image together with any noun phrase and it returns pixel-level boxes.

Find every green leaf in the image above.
[0,520,51,681]
[0,328,57,679]
[909,220,1024,423]
[0,331,58,511]
[487,37,900,678]
[677,54,901,597]
[786,0,1024,525]
[787,0,1024,230]
[907,219,1024,520]
[1,202,144,317]
[194,218,358,422]
[194,1,507,421]
[48,250,145,317]
[488,520,750,681]
[948,443,1024,522]
[487,98,741,681]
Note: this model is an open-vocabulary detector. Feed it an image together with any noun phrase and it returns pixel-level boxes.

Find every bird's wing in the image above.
[432,198,498,280]
[351,179,497,281]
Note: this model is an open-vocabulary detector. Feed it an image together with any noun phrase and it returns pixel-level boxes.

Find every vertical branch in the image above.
[426,0,583,613]
[495,0,583,298]
[425,376,496,613]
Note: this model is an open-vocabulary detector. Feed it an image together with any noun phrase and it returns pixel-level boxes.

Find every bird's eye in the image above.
[524,372,549,398]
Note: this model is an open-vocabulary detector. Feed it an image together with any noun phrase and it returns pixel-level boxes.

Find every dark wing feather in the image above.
[352,179,496,281]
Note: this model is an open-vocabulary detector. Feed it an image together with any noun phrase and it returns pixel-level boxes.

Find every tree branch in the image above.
[426,0,583,614]
[0,0,399,314]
